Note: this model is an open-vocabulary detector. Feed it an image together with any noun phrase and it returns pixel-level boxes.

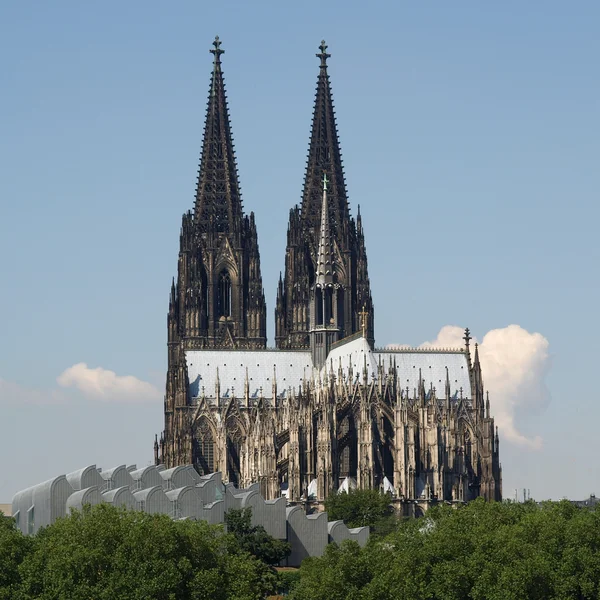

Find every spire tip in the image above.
[210,35,224,63]
[317,39,330,67]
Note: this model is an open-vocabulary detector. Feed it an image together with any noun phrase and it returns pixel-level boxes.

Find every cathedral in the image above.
[154,37,502,509]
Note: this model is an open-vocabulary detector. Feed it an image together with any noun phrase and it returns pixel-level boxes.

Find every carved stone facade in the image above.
[156,38,502,508]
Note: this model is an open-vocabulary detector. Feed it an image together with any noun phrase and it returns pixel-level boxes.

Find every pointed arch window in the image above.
[464,431,472,470]
[315,286,323,326]
[194,420,216,475]
[218,270,232,317]
[337,288,344,331]
[226,418,244,486]
[324,286,333,325]
[338,414,357,478]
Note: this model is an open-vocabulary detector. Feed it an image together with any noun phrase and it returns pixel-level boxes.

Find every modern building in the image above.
[156,37,502,511]
[11,465,367,565]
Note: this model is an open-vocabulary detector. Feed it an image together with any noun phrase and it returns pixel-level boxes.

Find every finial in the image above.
[317,39,330,67]
[359,305,369,337]
[463,327,471,347]
[210,35,224,64]
[323,171,329,191]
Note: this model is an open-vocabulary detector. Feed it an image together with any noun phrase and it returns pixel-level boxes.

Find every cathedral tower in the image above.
[161,37,267,468]
[170,36,267,352]
[275,41,374,349]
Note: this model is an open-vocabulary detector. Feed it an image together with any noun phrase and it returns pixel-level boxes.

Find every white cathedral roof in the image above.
[186,350,312,401]
[185,335,472,402]
[326,335,472,400]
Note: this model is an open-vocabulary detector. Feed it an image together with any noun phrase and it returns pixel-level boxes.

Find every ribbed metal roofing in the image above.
[327,336,472,399]
[186,350,312,400]
[186,336,471,401]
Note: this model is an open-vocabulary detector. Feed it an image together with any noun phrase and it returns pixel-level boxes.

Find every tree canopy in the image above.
[324,488,394,533]
[0,515,32,600]
[5,499,600,599]
[224,508,291,566]
[3,504,279,600]
[290,499,600,600]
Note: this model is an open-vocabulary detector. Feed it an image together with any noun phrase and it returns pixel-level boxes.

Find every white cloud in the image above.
[400,324,549,450]
[57,363,161,403]
[0,378,66,405]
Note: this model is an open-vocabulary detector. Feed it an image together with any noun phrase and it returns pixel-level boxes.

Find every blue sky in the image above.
[1,1,598,501]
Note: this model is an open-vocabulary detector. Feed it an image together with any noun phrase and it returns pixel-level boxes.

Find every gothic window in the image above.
[382,416,394,483]
[464,431,472,470]
[201,268,209,327]
[226,418,244,486]
[324,286,333,325]
[337,288,344,331]
[338,414,357,478]
[315,287,323,325]
[194,419,216,475]
[218,270,232,318]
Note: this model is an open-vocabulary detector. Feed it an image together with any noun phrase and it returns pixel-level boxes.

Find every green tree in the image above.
[224,508,291,566]
[292,498,600,600]
[288,541,371,600]
[17,503,276,600]
[0,515,32,600]
[324,488,393,530]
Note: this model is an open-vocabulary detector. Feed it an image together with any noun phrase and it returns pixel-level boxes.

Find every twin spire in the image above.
[302,39,349,238]
[194,36,243,235]
[193,36,374,349]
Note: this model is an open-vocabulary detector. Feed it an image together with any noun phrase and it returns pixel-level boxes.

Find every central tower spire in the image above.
[311,172,341,368]
[275,40,374,350]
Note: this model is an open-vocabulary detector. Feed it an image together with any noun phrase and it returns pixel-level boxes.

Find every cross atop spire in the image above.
[463,327,472,347]
[210,35,224,64]
[317,39,330,67]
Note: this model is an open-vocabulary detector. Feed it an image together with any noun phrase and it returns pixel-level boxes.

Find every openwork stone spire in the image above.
[194,36,243,234]
[301,40,349,239]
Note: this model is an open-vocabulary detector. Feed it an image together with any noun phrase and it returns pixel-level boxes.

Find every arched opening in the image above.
[226,418,244,486]
[218,270,232,318]
[337,413,357,479]
[201,267,208,329]
[227,436,242,486]
[373,414,395,488]
[464,431,472,471]
[382,415,395,484]
[336,288,344,332]
[315,287,323,326]
[324,286,333,325]
[194,419,216,476]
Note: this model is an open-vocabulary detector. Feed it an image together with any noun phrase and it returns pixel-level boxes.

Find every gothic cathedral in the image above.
[155,37,502,509]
